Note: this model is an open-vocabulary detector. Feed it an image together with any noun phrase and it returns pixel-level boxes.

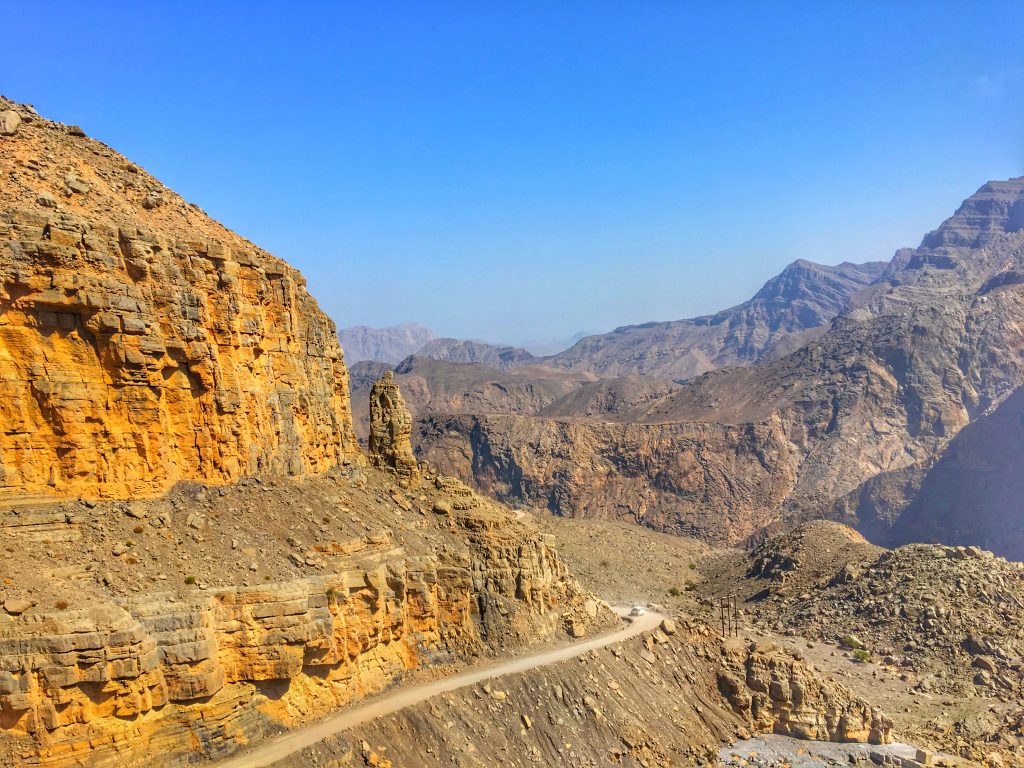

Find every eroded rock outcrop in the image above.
[368,371,421,484]
[0,98,359,502]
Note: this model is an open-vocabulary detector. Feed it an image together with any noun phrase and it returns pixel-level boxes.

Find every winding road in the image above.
[213,607,663,768]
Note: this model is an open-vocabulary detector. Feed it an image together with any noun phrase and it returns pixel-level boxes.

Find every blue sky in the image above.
[3,2,1023,345]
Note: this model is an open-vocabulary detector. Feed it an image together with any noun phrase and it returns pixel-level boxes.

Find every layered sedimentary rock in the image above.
[368,371,421,483]
[0,501,588,767]
[0,98,607,768]
[0,98,359,502]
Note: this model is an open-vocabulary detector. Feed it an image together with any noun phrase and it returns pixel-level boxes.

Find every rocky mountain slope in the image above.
[542,259,886,381]
[0,98,608,768]
[700,521,1024,764]
[886,382,1024,556]
[336,323,435,364]
[408,178,1024,556]
[0,98,360,501]
[271,613,892,768]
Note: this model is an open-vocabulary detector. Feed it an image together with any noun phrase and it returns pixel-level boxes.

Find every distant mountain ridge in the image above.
[416,338,536,369]
[541,259,887,381]
[337,323,435,363]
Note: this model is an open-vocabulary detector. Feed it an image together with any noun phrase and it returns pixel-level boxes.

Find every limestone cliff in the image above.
[0,98,608,767]
[260,614,892,768]
[0,98,359,502]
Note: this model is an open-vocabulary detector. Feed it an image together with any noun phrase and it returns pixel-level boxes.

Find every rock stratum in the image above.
[0,98,359,502]
[0,464,598,768]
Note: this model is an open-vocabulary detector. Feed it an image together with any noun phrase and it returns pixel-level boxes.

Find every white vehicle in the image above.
[629,604,646,617]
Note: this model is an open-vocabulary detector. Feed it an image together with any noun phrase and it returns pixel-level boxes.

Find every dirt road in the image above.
[212,608,662,767]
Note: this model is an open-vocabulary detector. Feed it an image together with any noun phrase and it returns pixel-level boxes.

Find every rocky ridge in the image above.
[336,324,436,365]
[542,259,886,381]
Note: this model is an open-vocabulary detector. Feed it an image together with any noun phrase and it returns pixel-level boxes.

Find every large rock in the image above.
[0,110,21,136]
[368,370,421,484]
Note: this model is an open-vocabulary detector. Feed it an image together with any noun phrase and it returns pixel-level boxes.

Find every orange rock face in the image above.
[0,101,359,501]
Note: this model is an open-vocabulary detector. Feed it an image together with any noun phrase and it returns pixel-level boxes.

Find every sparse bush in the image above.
[668,586,682,597]
[688,562,696,570]
[684,581,697,591]
[125,556,139,566]
[323,514,333,524]
[126,539,135,547]
[852,649,871,663]
[54,600,69,610]
[326,587,338,604]
[263,574,271,581]
[132,525,144,535]
[184,575,196,585]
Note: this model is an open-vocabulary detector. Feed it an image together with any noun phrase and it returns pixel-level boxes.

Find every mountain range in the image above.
[351,178,1024,559]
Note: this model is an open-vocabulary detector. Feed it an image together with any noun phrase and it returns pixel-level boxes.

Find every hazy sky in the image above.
[4,2,1023,344]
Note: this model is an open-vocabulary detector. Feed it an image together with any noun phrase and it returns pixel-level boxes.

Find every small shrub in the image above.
[323,514,333,524]
[54,600,69,610]
[688,562,696,570]
[263,574,271,581]
[184,575,196,585]
[125,556,139,566]
[326,587,338,604]
[684,581,697,591]
[126,539,135,547]
[132,524,144,535]
[668,586,682,597]
[852,649,871,663]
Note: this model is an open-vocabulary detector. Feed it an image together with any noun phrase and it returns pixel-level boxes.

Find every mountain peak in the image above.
[921,177,1024,250]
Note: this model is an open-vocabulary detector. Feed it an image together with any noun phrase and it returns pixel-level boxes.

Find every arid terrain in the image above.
[2,93,1022,768]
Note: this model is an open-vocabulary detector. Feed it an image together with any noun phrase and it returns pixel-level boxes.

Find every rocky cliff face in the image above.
[0,99,359,502]
[416,413,799,545]
[368,370,421,484]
